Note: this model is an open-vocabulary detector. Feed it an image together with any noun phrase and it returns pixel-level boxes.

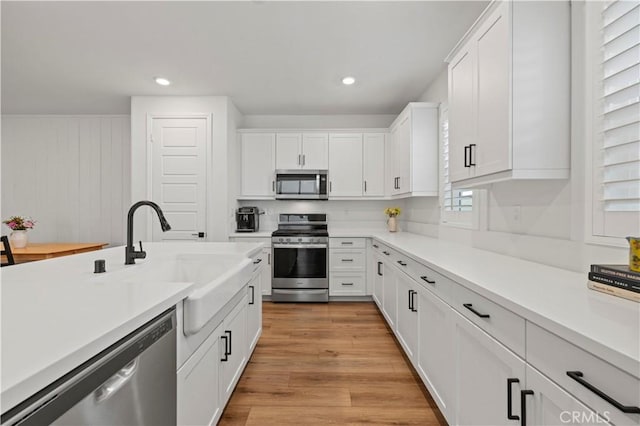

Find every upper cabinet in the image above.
[389,103,439,197]
[275,132,329,170]
[328,132,386,198]
[446,0,571,187]
[240,133,276,198]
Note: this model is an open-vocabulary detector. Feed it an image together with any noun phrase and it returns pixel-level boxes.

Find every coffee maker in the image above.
[236,207,260,232]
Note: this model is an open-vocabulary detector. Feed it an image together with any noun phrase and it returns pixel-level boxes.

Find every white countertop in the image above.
[361,231,640,378]
[229,231,273,238]
[1,241,263,412]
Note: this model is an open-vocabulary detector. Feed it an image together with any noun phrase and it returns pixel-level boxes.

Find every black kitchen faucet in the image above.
[125,200,171,265]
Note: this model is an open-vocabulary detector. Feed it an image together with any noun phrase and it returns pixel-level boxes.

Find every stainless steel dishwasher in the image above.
[2,309,177,426]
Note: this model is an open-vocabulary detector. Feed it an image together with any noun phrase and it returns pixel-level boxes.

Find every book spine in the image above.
[588,272,640,293]
[590,265,640,282]
[588,281,640,302]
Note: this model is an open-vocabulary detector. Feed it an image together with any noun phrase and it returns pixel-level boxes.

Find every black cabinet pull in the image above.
[373,244,379,248]
[377,261,382,276]
[225,330,232,356]
[463,303,490,318]
[341,282,354,286]
[567,371,640,413]
[507,378,520,420]
[253,258,262,264]
[420,276,435,284]
[220,335,229,362]
[520,390,534,426]
[383,251,390,256]
[249,285,255,305]
[410,290,417,312]
[341,241,354,245]
[341,259,354,262]
[268,253,271,265]
[397,260,407,266]
[272,180,275,192]
[364,180,367,192]
[408,289,413,310]
[469,143,476,166]
[464,145,470,167]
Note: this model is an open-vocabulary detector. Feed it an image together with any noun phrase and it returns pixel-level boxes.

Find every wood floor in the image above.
[219,302,448,425]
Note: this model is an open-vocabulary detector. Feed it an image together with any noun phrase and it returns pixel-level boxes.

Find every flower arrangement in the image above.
[384,207,401,218]
[3,216,36,231]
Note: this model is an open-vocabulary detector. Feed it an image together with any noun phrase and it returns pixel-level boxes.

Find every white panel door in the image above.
[395,271,418,360]
[302,133,329,169]
[449,46,476,183]
[363,133,385,197]
[329,133,363,197]
[275,133,302,170]
[241,133,276,197]
[454,310,525,426]
[396,115,412,194]
[151,117,207,241]
[475,3,510,177]
[247,273,262,353]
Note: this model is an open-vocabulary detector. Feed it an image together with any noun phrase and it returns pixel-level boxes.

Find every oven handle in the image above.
[273,244,328,249]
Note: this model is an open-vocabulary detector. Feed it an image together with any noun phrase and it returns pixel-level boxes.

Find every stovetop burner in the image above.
[272,213,328,237]
[272,229,329,237]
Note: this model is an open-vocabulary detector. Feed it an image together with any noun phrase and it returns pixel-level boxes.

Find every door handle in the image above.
[253,258,262,264]
[463,303,490,318]
[469,143,476,166]
[377,261,382,276]
[341,282,354,286]
[566,371,640,413]
[397,260,407,266]
[94,358,139,404]
[249,285,255,305]
[464,145,470,168]
[330,181,332,192]
[191,232,205,238]
[341,259,354,262]
[383,251,390,256]
[302,154,306,166]
[520,390,534,426]
[507,378,520,420]
[364,180,367,193]
[220,335,228,362]
[225,330,232,356]
[298,154,301,165]
[408,290,414,311]
[420,276,435,284]
[272,180,275,192]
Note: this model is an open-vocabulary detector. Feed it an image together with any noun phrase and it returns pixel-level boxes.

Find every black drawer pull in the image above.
[249,285,255,305]
[420,276,435,284]
[463,303,490,318]
[253,258,262,264]
[397,260,407,266]
[225,330,232,355]
[464,145,470,168]
[383,251,390,256]
[507,378,520,420]
[567,371,640,413]
[341,258,354,262]
[377,261,382,276]
[341,241,353,245]
[220,335,228,362]
[341,282,354,286]
[410,290,417,312]
[373,244,379,248]
[469,143,476,166]
[520,390,534,426]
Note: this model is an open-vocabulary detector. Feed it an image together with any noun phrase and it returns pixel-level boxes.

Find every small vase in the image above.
[387,216,398,232]
[10,230,28,248]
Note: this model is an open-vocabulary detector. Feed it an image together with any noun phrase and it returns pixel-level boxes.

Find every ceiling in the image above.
[1,1,487,115]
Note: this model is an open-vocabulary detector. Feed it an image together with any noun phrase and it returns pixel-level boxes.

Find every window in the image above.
[440,106,474,227]
[588,0,640,242]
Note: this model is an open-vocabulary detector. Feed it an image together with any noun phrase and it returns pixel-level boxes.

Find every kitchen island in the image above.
[1,242,263,423]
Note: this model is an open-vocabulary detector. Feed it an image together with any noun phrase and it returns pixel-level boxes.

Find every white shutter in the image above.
[592,0,640,238]
[441,108,473,219]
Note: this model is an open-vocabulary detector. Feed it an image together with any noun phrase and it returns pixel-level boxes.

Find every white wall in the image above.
[1,115,130,245]
[130,96,235,242]
[241,114,396,129]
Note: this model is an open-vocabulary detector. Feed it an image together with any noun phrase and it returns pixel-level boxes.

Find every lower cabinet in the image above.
[247,272,262,353]
[417,285,455,421]
[453,310,525,426]
[395,271,419,360]
[373,254,384,307]
[259,247,272,296]
[220,294,248,403]
[382,265,397,328]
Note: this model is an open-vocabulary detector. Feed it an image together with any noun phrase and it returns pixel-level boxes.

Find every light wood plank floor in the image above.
[219,302,448,425]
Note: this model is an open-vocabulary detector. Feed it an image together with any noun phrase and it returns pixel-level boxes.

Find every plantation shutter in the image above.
[442,110,473,213]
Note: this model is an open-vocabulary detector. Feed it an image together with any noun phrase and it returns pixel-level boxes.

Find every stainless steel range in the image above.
[271,213,329,302]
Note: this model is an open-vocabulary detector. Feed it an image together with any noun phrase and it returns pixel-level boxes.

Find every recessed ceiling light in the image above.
[154,77,171,86]
[342,76,356,85]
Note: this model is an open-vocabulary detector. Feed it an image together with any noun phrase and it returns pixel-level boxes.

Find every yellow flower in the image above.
[384,207,401,217]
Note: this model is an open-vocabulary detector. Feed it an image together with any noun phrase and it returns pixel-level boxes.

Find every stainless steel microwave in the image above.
[275,170,328,200]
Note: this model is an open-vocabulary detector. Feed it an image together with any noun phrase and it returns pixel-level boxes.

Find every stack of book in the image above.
[588,264,640,302]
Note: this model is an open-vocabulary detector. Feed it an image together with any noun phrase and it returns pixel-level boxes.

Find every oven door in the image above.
[272,244,328,289]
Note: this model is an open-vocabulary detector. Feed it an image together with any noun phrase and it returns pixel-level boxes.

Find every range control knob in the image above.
[298,238,302,242]
[278,238,283,242]
[286,238,291,242]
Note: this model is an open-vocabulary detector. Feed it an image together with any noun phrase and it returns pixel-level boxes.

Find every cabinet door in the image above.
[395,271,418,360]
[448,46,475,183]
[475,2,510,177]
[276,133,302,169]
[382,263,397,328]
[363,133,385,196]
[328,133,363,196]
[177,323,222,426]
[389,124,400,195]
[524,365,611,426]
[241,133,276,197]
[453,310,525,426]
[261,248,272,296]
[220,296,248,404]
[301,133,329,169]
[247,274,262,353]
[417,286,455,422]
[373,255,384,308]
[396,115,412,194]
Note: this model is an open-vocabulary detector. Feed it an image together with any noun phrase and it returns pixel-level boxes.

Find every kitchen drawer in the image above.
[404,257,457,307]
[527,323,640,426]
[453,284,525,357]
[330,238,366,249]
[330,272,366,296]
[251,251,267,274]
[330,250,365,271]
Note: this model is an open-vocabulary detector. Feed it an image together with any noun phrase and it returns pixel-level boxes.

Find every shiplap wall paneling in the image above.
[1,116,130,246]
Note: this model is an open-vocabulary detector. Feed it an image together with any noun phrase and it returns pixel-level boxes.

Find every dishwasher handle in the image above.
[93,358,139,404]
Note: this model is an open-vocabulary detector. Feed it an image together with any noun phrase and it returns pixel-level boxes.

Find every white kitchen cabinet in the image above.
[372,252,384,308]
[417,285,455,422]
[524,365,611,426]
[329,237,367,296]
[260,247,271,296]
[275,132,328,170]
[328,133,363,197]
[363,133,386,197]
[382,260,397,328]
[177,322,223,426]
[446,0,570,187]
[240,133,276,198]
[388,103,439,197]
[219,294,248,403]
[246,270,262,354]
[395,271,419,360]
[453,310,525,426]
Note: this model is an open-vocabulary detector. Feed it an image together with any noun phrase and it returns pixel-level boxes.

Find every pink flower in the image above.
[7,221,16,230]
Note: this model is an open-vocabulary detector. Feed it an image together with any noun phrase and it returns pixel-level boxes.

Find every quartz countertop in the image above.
[228,231,274,238]
[339,230,640,378]
[1,241,263,412]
